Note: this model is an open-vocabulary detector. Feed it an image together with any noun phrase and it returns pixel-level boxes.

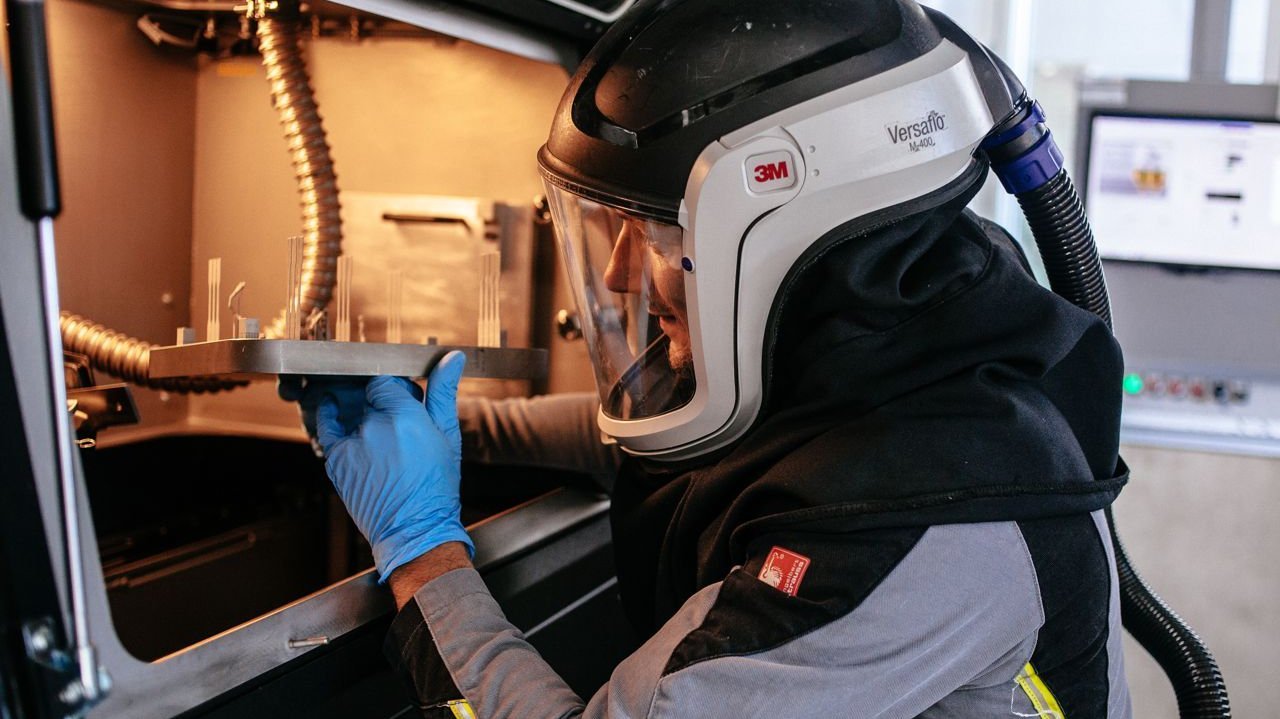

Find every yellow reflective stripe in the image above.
[446,699,477,719]
[1015,662,1066,718]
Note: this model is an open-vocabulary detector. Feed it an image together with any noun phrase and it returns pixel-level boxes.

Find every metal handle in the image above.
[5,0,61,220]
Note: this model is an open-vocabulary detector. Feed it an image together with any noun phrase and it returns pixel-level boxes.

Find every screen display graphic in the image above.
[1085,114,1280,271]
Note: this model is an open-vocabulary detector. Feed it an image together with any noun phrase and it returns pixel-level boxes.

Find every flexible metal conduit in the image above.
[258,15,342,334]
[59,14,341,386]
[60,313,246,392]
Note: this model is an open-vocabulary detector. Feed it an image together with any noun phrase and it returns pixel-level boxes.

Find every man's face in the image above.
[602,217,691,373]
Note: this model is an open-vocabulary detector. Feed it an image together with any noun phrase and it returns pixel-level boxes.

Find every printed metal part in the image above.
[148,339,547,380]
[284,235,303,340]
[206,258,221,342]
[335,256,352,342]
[387,270,403,344]
[479,252,501,347]
[234,317,260,339]
[227,281,247,317]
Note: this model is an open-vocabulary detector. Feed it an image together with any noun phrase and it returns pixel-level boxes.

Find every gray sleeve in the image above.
[457,393,622,489]
[389,522,1047,719]
[395,567,723,719]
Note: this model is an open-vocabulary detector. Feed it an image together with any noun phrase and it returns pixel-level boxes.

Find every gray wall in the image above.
[1114,444,1280,718]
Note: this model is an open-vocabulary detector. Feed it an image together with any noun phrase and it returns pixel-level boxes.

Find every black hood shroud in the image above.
[610,167,1128,633]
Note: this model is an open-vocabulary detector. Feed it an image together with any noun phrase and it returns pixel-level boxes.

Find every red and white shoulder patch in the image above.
[757,546,811,597]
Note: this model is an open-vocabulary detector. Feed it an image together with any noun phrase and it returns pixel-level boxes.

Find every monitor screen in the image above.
[1084,114,1280,271]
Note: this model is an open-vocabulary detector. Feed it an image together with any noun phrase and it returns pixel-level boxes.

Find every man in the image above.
[311,0,1133,716]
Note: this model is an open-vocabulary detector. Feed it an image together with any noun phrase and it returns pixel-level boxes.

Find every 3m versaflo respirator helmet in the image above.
[539,0,1041,460]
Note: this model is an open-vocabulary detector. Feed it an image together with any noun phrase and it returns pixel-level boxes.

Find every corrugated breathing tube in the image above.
[983,99,1231,719]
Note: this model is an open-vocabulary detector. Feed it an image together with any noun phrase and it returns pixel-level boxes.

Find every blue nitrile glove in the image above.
[278,375,372,457]
[315,351,472,582]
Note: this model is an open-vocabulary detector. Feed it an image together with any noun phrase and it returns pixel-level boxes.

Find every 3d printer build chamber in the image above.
[16,0,632,715]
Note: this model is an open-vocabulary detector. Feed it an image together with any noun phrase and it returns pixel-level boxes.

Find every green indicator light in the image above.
[1123,373,1144,395]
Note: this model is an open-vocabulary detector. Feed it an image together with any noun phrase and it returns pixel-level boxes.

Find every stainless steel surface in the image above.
[39,217,103,703]
[148,338,547,380]
[85,487,609,718]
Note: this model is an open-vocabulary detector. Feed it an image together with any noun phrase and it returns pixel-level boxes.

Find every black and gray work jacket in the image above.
[386,200,1136,718]
[382,394,1133,719]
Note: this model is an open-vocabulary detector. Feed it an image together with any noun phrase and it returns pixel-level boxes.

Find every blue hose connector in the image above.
[980,101,1065,195]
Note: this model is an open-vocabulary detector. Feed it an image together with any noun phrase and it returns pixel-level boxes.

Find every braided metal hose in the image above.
[62,13,341,388]
[258,16,342,336]
[60,313,246,393]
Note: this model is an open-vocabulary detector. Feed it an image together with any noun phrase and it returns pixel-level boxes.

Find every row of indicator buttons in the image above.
[1122,372,1250,404]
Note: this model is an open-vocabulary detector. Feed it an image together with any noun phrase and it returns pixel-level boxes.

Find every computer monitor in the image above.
[1074,79,1280,457]
[1083,113,1280,272]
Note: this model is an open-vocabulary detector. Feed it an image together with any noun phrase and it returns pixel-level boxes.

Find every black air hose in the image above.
[1109,519,1233,718]
[1015,171,1111,327]
[1015,168,1231,718]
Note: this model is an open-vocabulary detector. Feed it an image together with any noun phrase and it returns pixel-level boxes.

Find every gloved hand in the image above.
[278,375,372,457]
[316,351,472,582]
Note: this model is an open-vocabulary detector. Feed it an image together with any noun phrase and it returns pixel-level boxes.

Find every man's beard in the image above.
[667,340,693,378]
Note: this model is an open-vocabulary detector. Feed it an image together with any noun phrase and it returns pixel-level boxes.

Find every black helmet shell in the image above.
[539,0,1019,219]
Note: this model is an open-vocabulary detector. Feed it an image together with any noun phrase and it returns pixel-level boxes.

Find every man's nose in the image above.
[603,229,639,293]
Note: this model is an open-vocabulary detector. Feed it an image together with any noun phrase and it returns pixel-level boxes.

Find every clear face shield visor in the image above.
[543,183,697,422]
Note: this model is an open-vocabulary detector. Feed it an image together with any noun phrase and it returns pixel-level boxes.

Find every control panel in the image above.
[1120,366,1280,456]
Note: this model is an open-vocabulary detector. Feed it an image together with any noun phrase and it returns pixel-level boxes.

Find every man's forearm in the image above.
[459,393,621,488]
[388,542,473,610]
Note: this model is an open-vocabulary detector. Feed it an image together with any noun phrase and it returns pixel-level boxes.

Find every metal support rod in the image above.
[7,0,105,704]
[37,218,100,703]
[1191,0,1233,81]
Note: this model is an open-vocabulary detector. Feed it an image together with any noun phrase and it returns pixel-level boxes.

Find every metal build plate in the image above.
[148,339,547,380]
